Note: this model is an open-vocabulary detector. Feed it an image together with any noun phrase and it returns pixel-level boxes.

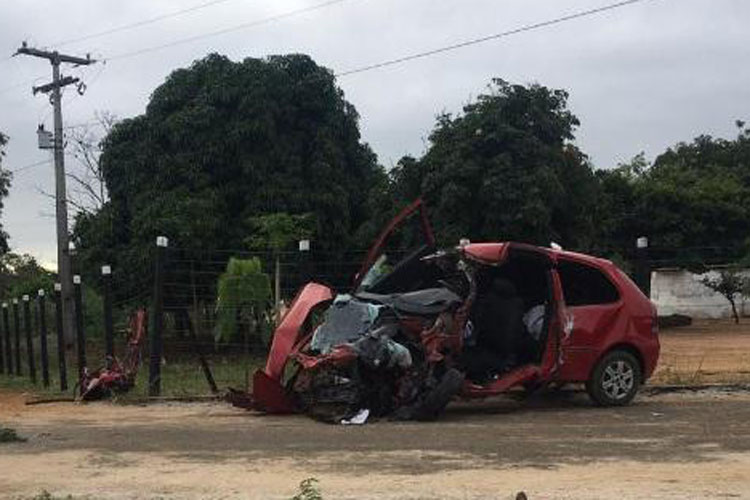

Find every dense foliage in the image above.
[389,79,600,249]
[0,132,11,254]
[596,127,750,264]
[60,52,750,325]
[0,253,54,298]
[215,257,271,348]
[74,53,384,272]
[390,82,750,267]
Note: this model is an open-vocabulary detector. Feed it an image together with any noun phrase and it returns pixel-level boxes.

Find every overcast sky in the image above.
[1,0,749,268]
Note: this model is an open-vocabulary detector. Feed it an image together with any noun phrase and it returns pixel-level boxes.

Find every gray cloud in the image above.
[1,0,748,267]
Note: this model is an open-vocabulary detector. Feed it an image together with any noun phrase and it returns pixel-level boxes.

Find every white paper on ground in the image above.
[341,408,370,425]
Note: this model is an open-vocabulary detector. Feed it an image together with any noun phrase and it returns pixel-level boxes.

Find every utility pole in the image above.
[15,42,96,345]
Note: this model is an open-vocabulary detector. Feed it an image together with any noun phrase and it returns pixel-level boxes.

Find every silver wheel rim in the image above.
[601,360,635,401]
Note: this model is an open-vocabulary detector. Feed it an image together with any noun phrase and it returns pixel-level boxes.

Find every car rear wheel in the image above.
[586,350,641,406]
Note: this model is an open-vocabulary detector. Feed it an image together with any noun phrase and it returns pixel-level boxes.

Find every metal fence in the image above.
[1,238,746,399]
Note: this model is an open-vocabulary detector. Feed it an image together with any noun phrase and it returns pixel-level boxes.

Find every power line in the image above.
[0,75,47,96]
[51,0,238,48]
[63,119,106,130]
[1,0,351,95]
[8,159,51,174]
[109,0,352,61]
[336,0,656,77]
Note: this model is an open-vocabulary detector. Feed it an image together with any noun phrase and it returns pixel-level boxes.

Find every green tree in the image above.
[700,266,747,324]
[215,257,272,350]
[596,124,750,264]
[0,253,54,298]
[392,79,600,249]
[246,212,314,307]
[0,132,12,254]
[73,53,383,309]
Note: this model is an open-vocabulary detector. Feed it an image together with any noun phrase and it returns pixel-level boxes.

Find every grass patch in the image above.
[126,353,265,399]
[0,333,265,401]
[0,426,26,443]
[291,478,323,500]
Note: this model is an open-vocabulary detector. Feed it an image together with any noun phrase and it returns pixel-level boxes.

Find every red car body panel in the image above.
[263,282,334,380]
[461,242,660,385]
[253,282,334,413]
[251,205,660,412]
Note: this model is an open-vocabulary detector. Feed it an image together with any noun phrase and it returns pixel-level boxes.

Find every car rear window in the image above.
[558,259,620,306]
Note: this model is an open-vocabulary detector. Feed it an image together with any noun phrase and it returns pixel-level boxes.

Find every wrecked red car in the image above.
[238,200,660,423]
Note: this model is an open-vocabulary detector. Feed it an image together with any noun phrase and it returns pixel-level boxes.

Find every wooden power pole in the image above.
[15,42,96,345]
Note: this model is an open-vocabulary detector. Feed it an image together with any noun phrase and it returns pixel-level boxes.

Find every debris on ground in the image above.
[0,426,26,443]
[78,309,147,401]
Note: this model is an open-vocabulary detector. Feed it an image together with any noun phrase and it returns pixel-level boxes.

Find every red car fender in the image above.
[263,282,334,381]
[252,282,333,413]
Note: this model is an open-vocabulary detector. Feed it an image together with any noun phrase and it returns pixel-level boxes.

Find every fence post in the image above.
[13,298,21,375]
[73,275,86,384]
[101,265,114,368]
[299,239,312,284]
[23,295,36,383]
[150,236,168,397]
[54,283,67,391]
[3,303,11,375]
[0,302,4,375]
[38,289,50,388]
[636,236,651,298]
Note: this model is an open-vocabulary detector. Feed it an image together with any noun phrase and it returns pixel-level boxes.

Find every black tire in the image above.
[415,368,465,421]
[586,350,641,407]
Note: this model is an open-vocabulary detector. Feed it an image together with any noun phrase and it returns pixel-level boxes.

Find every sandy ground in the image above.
[2,322,750,499]
[2,387,750,499]
[653,319,750,384]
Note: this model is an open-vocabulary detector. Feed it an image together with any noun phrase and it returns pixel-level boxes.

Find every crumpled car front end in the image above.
[236,268,472,423]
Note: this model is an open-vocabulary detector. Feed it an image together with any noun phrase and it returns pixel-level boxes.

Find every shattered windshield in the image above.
[359,254,392,291]
[309,295,383,354]
[356,208,433,294]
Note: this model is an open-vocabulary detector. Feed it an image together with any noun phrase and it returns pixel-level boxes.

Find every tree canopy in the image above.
[389,79,600,249]
[74,53,386,284]
[0,131,11,254]
[66,58,750,310]
[597,125,750,265]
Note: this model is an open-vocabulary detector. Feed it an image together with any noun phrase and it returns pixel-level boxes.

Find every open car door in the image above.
[462,243,570,397]
[352,198,437,295]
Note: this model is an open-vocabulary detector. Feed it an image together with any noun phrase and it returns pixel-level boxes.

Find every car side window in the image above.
[557,259,620,306]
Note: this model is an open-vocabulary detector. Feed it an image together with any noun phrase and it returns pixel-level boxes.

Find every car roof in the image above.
[462,242,615,269]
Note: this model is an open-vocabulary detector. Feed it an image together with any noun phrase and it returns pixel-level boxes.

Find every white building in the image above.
[650,268,749,319]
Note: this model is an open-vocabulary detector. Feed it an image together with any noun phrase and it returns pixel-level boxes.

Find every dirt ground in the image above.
[2,321,750,500]
[2,388,750,499]
[653,319,750,384]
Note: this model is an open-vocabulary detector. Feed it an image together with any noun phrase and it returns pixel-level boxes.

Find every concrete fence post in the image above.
[636,236,651,298]
[101,265,114,369]
[38,289,50,388]
[23,295,36,383]
[150,236,168,397]
[73,275,86,384]
[54,283,68,391]
[13,298,21,375]
[3,303,12,375]
[0,302,4,375]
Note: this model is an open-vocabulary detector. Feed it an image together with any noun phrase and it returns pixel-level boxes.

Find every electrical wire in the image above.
[1,0,351,94]
[336,0,656,77]
[108,0,352,61]
[51,0,238,48]
[0,75,47,96]
[8,159,51,174]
